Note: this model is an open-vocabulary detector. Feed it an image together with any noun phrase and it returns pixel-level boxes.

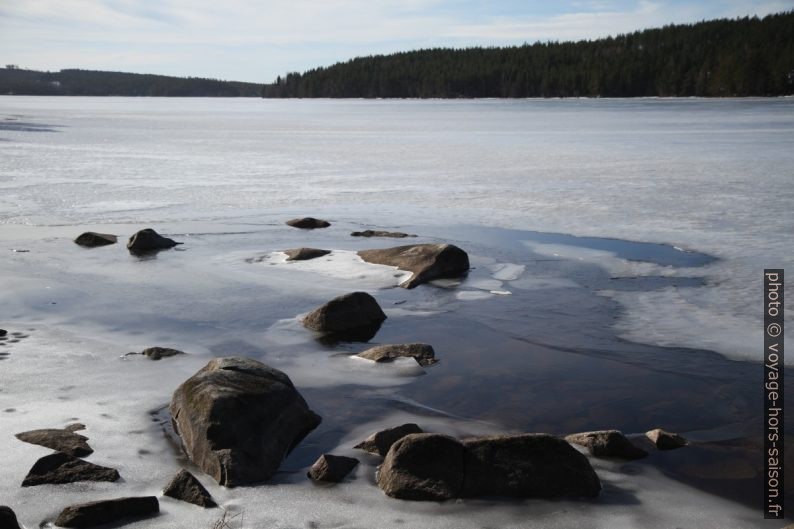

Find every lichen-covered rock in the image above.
[15,425,93,457]
[54,497,158,528]
[302,292,386,341]
[377,433,601,501]
[170,357,321,487]
[357,244,469,288]
[307,454,359,483]
[354,423,423,456]
[162,469,217,508]
[286,217,330,229]
[565,430,648,460]
[22,452,119,487]
[127,228,180,254]
[284,248,331,261]
[74,232,117,247]
[356,343,436,366]
[646,428,687,450]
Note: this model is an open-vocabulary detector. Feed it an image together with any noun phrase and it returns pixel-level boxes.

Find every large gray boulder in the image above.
[54,497,158,528]
[377,433,601,501]
[170,357,321,487]
[15,424,93,457]
[565,430,648,460]
[127,228,180,254]
[22,452,119,487]
[74,232,117,247]
[302,292,386,341]
[357,244,469,288]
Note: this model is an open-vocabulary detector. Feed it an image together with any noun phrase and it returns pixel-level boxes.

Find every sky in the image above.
[1,0,792,83]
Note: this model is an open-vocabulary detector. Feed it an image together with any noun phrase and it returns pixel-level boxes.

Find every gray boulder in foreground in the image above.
[170,357,321,487]
[163,469,217,508]
[645,428,687,450]
[127,228,180,253]
[307,454,359,483]
[565,430,648,460]
[377,433,601,501]
[357,243,469,288]
[54,497,158,528]
[74,232,117,247]
[284,248,331,261]
[22,452,119,487]
[302,292,386,337]
[0,506,21,529]
[354,423,423,456]
[356,343,437,366]
[15,424,93,457]
[286,217,330,229]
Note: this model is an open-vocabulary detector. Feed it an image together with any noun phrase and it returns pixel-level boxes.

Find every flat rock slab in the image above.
[377,433,601,501]
[284,248,331,261]
[16,426,93,457]
[74,232,117,247]
[356,343,437,366]
[22,452,119,487]
[0,506,21,529]
[127,228,181,254]
[565,430,648,460]
[646,428,687,450]
[286,217,330,229]
[354,423,423,456]
[357,243,469,289]
[302,292,386,340]
[163,469,217,508]
[141,346,185,360]
[54,496,159,528]
[170,357,321,487]
[307,454,359,483]
[351,230,415,238]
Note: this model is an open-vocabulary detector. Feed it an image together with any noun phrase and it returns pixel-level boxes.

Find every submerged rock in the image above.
[377,433,601,501]
[307,454,359,483]
[284,248,331,261]
[351,230,415,238]
[565,430,648,460]
[646,428,687,450]
[141,346,185,360]
[286,217,330,229]
[54,497,159,528]
[15,426,93,457]
[127,228,181,254]
[74,232,117,247]
[0,329,6,337]
[357,243,469,289]
[170,357,321,487]
[0,506,21,529]
[356,343,437,366]
[354,423,423,456]
[22,452,119,487]
[302,292,386,341]
[162,469,217,508]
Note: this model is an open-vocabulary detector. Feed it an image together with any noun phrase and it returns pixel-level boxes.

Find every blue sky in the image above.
[1,0,791,83]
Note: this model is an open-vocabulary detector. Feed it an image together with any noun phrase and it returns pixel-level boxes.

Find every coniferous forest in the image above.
[263,11,794,98]
[0,68,261,97]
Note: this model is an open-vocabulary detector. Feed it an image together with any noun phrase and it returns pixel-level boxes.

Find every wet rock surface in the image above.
[54,497,159,528]
[74,232,117,247]
[351,230,415,238]
[646,428,688,450]
[141,346,185,360]
[565,430,648,460]
[22,452,120,487]
[302,292,387,340]
[284,248,331,261]
[286,217,331,229]
[356,343,437,366]
[127,228,181,254]
[354,423,424,456]
[162,469,217,508]
[307,454,359,483]
[357,243,469,288]
[170,357,322,486]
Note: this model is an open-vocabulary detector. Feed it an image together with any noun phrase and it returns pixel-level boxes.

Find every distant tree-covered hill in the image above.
[263,11,794,98]
[0,68,262,97]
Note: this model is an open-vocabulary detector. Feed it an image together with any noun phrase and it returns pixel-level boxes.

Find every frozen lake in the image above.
[0,96,792,528]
